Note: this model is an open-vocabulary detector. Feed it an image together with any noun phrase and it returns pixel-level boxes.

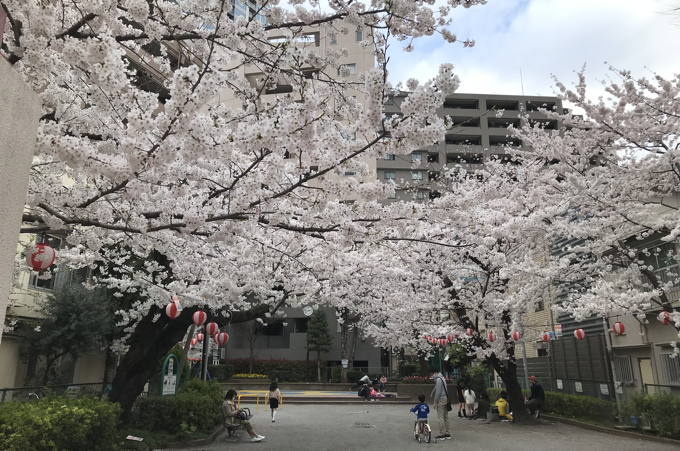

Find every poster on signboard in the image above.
[161,354,178,396]
[554,324,562,337]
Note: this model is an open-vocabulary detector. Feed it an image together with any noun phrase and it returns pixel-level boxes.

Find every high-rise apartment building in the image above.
[378,93,562,201]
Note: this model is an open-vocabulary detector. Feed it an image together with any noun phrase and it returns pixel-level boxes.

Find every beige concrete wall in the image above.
[72,352,107,384]
[0,337,20,390]
[0,57,41,343]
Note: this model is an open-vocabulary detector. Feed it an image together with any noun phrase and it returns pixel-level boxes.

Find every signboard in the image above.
[161,354,178,396]
[574,381,583,393]
[341,359,349,368]
[556,379,563,390]
[554,324,562,337]
[600,384,609,395]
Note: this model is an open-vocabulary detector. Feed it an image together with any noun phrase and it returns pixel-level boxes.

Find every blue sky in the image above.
[387,0,680,98]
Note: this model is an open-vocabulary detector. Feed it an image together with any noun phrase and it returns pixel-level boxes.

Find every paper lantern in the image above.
[440,338,447,346]
[487,331,496,342]
[611,321,625,336]
[190,337,198,346]
[466,328,474,336]
[573,328,586,340]
[26,243,57,271]
[192,310,207,326]
[447,333,457,343]
[542,332,551,342]
[165,302,180,319]
[511,330,521,342]
[196,333,204,342]
[205,321,219,336]
[658,311,671,325]
[216,332,230,346]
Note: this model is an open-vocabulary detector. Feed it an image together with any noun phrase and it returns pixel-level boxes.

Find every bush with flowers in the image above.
[231,373,269,379]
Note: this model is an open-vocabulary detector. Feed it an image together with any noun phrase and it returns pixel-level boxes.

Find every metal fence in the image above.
[0,382,107,402]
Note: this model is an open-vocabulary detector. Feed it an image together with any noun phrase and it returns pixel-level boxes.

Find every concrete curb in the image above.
[543,415,680,446]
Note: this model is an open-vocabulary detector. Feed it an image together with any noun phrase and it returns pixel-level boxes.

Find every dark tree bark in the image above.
[109,303,270,422]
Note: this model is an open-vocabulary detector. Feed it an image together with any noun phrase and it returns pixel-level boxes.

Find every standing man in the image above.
[430,372,452,440]
[527,376,545,418]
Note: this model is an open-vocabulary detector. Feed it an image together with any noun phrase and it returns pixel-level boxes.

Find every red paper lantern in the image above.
[192,310,207,326]
[190,337,198,346]
[165,302,180,319]
[196,333,204,342]
[574,328,586,340]
[611,321,625,336]
[447,333,457,343]
[466,328,474,336]
[205,321,219,336]
[440,338,447,346]
[511,330,522,342]
[216,332,230,346]
[487,331,496,342]
[26,243,57,271]
[658,311,671,325]
[542,332,551,342]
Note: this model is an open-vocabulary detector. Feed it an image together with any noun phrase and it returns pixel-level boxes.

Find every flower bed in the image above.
[231,373,268,379]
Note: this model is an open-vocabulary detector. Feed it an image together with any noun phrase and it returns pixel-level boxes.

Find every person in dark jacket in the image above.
[527,376,545,416]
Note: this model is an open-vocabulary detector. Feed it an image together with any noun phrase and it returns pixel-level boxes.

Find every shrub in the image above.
[133,379,223,438]
[231,373,268,379]
[221,359,316,382]
[208,364,234,381]
[486,388,615,424]
[0,397,120,451]
[623,393,680,438]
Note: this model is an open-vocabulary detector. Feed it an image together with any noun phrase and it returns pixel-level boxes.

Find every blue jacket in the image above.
[410,403,430,419]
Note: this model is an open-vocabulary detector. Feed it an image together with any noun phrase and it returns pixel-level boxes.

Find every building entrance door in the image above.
[638,358,654,393]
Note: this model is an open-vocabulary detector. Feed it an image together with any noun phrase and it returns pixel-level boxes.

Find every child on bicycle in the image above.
[410,394,430,423]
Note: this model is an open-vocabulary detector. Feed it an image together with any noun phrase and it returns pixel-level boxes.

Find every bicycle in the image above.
[413,419,432,443]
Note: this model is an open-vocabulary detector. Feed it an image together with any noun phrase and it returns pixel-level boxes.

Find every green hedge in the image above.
[622,393,680,438]
[133,379,223,437]
[218,359,317,382]
[487,388,615,423]
[0,397,120,451]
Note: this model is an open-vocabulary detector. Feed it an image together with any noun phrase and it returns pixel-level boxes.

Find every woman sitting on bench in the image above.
[223,389,266,442]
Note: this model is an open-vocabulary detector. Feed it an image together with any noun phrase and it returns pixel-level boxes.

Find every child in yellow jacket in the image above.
[495,391,513,421]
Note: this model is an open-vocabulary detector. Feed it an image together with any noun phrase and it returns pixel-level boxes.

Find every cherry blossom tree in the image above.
[1,0,485,417]
[512,69,680,345]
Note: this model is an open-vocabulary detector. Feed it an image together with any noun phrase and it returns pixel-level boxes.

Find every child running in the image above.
[269,381,282,422]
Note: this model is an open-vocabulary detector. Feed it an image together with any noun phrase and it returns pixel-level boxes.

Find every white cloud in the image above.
[388,0,680,99]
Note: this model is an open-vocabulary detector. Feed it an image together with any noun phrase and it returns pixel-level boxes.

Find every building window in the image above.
[344,171,357,176]
[613,355,634,383]
[535,300,544,312]
[355,27,363,41]
[384,171,396,180]
[263,321,285,336]
[411,171,423,181]
[427,152,439,163]
[330,33,337,45]
[387,190,397,199]
[411,152,422,162]
[660,353,680,384]
[294,318,309,333]
[384,153,396,160]
[338,63,357,76]
[415,190,427,200]
[537,348,549,357]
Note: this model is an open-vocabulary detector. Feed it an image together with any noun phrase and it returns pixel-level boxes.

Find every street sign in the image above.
[161,354,178,396]
[554,324,562,337]
[341,359,348,368]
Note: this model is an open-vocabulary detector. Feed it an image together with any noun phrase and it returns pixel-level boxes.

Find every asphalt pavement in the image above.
[177,403,677,451]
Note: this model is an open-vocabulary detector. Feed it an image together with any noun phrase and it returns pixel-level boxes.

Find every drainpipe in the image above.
[602,317,622,416]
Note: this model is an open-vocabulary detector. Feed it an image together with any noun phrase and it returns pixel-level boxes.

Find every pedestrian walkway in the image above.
[179,404,679,451]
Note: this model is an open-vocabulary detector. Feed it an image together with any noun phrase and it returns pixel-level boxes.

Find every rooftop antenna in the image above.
[520,68,525,96]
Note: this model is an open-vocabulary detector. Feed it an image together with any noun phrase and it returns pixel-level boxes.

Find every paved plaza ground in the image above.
[178,403,677,451]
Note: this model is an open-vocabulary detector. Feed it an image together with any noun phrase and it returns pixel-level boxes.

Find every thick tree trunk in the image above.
[110,304,269,422]
[109,305,194,421]
[488,354,533,424]
[316,350,321,382]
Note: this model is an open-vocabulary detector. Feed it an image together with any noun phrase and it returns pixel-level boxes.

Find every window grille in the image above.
[613,355,634,383]
[660,353,680,384]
